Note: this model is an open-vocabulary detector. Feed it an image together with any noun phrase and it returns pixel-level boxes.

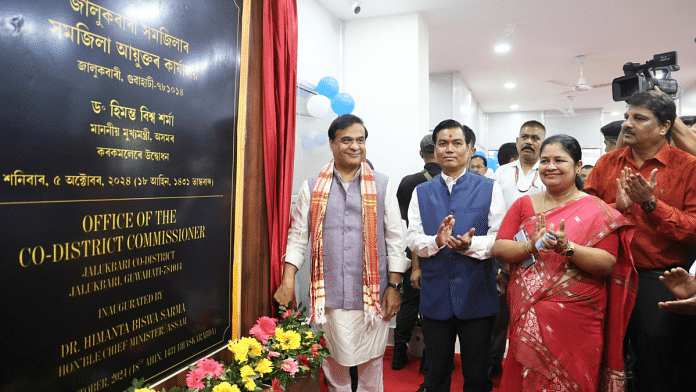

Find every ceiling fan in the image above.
[548,56,611,95]
[557,96,576,116]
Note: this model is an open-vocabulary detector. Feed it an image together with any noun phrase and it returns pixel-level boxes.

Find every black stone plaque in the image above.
[0,1,242,391]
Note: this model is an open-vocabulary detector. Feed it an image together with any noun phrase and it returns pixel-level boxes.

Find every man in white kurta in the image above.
[274,114,408,392]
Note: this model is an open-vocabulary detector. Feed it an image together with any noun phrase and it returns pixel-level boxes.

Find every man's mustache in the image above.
[521,146,535,152]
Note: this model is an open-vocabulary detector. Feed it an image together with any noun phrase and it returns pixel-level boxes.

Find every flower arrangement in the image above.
[127,304,329,392]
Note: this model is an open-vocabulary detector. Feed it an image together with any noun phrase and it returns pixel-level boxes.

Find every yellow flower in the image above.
[228,339,250,363]
[244,379,256,391]
[213,382,241,392]
[229,337,263,363]
[241,336,263,356]
[135,389,156,392]
[305,331,313,340]
[240,365,256,378]
[276,329,301,350]
[255,358,273,374]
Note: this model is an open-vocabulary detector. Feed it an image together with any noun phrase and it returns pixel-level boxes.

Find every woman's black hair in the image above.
[540,134,584,190]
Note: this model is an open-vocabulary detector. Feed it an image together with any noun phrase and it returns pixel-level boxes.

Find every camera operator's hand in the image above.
[659,85,696,156]
[672,116,696,157]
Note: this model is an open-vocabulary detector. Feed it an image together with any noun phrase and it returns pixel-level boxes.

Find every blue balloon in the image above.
[313,133,327,146]
[487,157,499,171]
[331,93,355,115]
[301,136,314,150]
[316,76,339,99]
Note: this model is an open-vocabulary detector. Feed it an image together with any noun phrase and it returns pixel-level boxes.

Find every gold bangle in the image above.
[525,240,533,255]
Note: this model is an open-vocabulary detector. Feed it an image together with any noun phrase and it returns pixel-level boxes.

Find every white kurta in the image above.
[494,159,545,209]
[284,172,408,366]
[322,308,390,366]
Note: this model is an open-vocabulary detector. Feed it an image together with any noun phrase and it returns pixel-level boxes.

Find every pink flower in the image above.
[280,358,299,377]
[267,350,281,358]
[186,367,207,389]
[311,344,321,357]
[281,309,293,319]
[249,316,277,343]
[297,355,310,367]
[196,358,223,378]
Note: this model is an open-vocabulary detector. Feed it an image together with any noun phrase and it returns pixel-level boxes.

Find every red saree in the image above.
[498,195,637,392]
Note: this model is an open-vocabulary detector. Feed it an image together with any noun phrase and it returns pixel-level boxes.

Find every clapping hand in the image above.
[530,214,548,253]
[615,168,633,212]
[619,167,657,209]
[546,220,568,255]
[435,215,475,252]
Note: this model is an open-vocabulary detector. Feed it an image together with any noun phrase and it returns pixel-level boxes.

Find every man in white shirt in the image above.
[407,120,506,392]
[274,114,408,392]
[489,120,546,377]
[494,120,547,209]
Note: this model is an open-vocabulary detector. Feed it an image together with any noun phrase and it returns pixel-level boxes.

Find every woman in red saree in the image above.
[492,135,637,391]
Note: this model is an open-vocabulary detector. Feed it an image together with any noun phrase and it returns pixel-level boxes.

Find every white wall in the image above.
[429,72,485,150]
[484,109,604,151]
[486,111,543,151]
[296,0,342,86]
[678,85,696,115]
[341,13,429,183]
[429,73,453,129]
[542,109,603,148]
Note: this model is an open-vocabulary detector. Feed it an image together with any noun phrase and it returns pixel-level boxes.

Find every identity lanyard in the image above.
[515,166,539,193]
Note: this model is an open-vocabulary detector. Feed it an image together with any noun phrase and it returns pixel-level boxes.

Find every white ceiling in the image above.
[315,0,696,115]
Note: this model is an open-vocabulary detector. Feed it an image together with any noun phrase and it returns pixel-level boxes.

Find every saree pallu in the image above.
[501,196,637,392]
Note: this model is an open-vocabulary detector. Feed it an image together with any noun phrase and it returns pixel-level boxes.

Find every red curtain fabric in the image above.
[261,0,298,308]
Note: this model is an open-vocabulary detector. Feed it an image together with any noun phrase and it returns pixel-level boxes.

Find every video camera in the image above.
[612,51,679,101]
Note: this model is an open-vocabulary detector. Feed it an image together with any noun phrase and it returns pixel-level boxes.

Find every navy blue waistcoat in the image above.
[416,171,500,320]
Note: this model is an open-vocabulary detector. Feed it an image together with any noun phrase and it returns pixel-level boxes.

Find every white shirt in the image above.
[406,170,506,260]
[494,159,545,209]
[284,175,409,273]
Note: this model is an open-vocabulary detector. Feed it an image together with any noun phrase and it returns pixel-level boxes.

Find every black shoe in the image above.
[419,356,427,374]
[489,362,503,378]
[391,343,408,370]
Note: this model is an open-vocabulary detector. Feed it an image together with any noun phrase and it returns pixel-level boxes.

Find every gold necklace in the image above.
[542,190,579,212]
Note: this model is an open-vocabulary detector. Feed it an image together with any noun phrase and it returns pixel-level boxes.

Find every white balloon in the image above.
[306,95,331,118]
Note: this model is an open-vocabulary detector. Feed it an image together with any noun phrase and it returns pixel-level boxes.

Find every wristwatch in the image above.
[561,241,575,258]
[387,282,403,291]
[641,197,657,213]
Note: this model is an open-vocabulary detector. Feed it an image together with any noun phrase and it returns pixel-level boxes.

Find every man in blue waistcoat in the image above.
[406,119,506,392]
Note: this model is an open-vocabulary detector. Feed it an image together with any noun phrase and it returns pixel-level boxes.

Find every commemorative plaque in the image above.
[0,1,242,391]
